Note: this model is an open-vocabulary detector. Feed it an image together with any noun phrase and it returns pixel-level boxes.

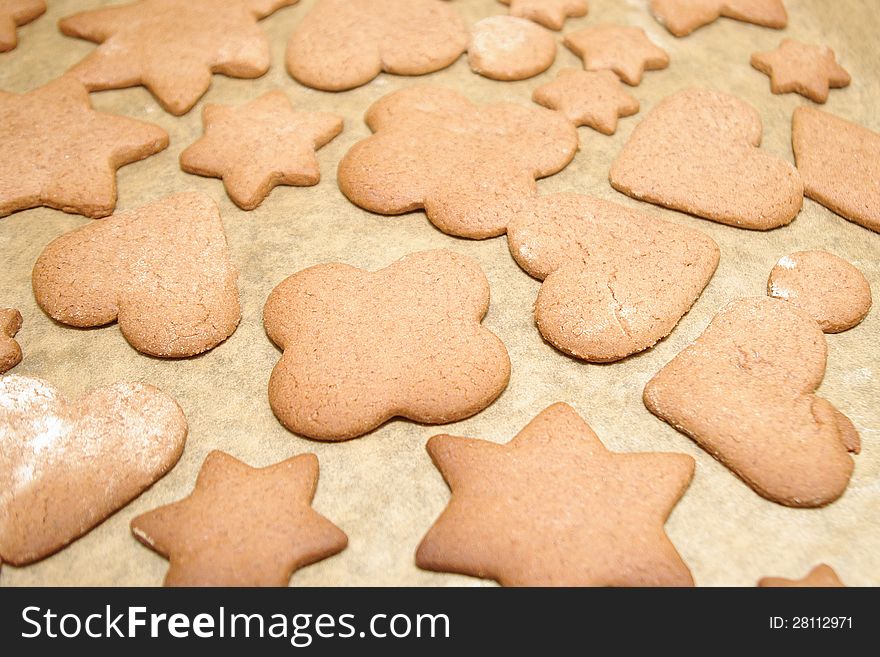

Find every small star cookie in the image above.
[498,0,588,31]
[417,402,695,586]
[532,68,639,134]
[751,39,850,104]
[131,451,348,587]
[0,0,45,52]
[60,0,298,115]
[564,24,669,86]
[759,564,845,587]
[0,76,168,219]
[180,91,344,210]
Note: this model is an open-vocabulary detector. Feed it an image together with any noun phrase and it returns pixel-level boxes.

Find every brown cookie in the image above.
[610,88,803,230]
[0,76,168,219]
[498,0,588,31]
[751,39,850,104]
[532,68,639,134]
[644,297,859,508]
[0,308,22,373]
[264,249,511,441]
[32,192,240,358]
[338,86,578,239]
[468,16,557,81]
[651,0,788,37]
[507,193,719,362]
[416,402,695,586]
[0,0,45,52]
[180,91,344,211]
[286,0,468,92]
[131,451,347,587]
[768,251,872,333]
[759,564,845,587]
[563,24,669,86]
[792,107,880,233]
[0,375,186,565]
[59,0,297,116]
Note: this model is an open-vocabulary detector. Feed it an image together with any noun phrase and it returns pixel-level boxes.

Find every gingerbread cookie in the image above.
[0,375,186,565]
[0,76,168,219]
[564,24,669,86]
[610,89,803,229]
[180,91,344,211]
[507,194,719,362]
[416,402,695,586]
[338,86,578,239]
[768,251,871,333]
[131,451,347,587]
[32,192,240,358]
[651,0,787,37]
[759,564,845,587]
[0,308,22,373]
[286,0,468,91]
[644,297,859,508]
[60,0,297,116]
[532,68,639,134]
[498,0,588,30]
[792,107,880,234]
[468,16,556,81]
[751,39,850,104]
[264,249,511,441]
[0,0,45,52]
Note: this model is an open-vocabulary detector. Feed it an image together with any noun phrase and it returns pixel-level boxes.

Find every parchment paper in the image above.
[1,0,877,587]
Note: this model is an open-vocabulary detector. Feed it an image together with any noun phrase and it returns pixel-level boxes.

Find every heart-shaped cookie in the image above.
[507,194,719,361]
[610,89,803,229]
[0,375,187,565]
[644,297,858,507]
[32,192,240,358]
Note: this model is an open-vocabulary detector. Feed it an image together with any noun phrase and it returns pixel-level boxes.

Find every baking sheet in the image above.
[1,0,877,587]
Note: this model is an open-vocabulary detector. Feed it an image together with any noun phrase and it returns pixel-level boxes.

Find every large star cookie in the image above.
[0,76,168,219]
[498,0,588,31]
[759,564,845,587]
[610,89,803,229]
[180,91,344,210]
[507,193,719,362]
[532,68,639,134]
[32,192,241,358]
[416,402,695,586]
[564,24,669,86]
[751,39,850,104]
[287,0,468,91]
[264,249,511,441]
[338,86,578,239]
[792,108,880,234]
[644,297,859,508]
[0,375,186,565]
[131,451,347,587]
[59,0,298,115]
[0,0,45,52]
[651,0,788,37]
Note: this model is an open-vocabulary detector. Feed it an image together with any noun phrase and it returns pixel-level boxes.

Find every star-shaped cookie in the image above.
[416,403,695,586]
[0,0,45,52]
[564,24,670,86]
[59,0,298,115]
[532,68,639,134]
[0,76,168,219]
[131,451,348,587]
[180,91,344,211]
[759,564,845,587]
[498,0,589,31]
[751,39,850,104]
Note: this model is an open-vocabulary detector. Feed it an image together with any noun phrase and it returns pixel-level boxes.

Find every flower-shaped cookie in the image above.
[264,249,511,441]
[338,86,578,239]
